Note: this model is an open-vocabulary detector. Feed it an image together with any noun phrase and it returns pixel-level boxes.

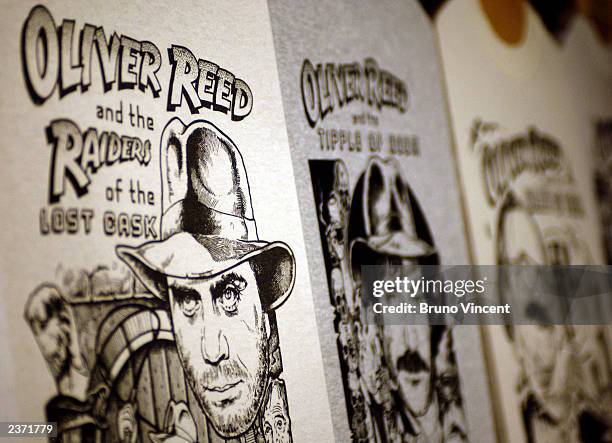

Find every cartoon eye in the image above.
[173,288,201,318]
[219,286,240,315]
[275,417,285,430]
[264,424,273,440]
[180,296,200,317]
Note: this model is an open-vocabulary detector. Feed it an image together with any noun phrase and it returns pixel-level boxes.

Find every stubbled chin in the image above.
[201,386,258,437]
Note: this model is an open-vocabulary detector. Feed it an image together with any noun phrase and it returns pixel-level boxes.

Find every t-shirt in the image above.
[0,2,336,442]
[436,0,611,441]
[269,0,495,441]
[563,15,612,264]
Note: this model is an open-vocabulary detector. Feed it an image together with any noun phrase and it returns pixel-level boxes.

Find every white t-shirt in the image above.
[437,1,610,442]
[562,13,612,426]
[563,15,612,264]
[0,2,336,441]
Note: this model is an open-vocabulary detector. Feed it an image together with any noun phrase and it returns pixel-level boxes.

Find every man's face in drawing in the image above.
[515,325,566,399]
[33,313,70,380]
[435,329,467,442]
[326,190,346,261]
[25,287,73,382]
[262,380,291,443]
[167,261,269,437]
[387,325,433,417]
[339,321,359,373]
[331,267,349,322]
[358,323,385,402]
[500,208,564,400]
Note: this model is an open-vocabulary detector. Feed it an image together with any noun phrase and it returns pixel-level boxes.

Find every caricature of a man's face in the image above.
[339,321,359,373]
[435,329,467,442]
[358,323,385,402]
[167,261,269,437]
[331,268,349,322]
[387,325,433,417]
[25,288,72,381]
[262,381,291,443]
[500,207,566,403]
[326,191,346,261]
[33,314,70,380]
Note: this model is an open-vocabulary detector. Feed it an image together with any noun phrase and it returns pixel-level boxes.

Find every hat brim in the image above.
[352,232,435,259]
[349,232,435,280]
[116,232,296,311]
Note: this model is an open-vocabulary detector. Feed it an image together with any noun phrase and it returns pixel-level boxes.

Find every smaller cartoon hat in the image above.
[117,119,295,311]
[348,157,435,280]
[149,401,197,443]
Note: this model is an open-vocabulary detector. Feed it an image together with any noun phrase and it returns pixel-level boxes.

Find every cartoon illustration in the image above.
[149,401,198,443]
[26,119,296,442]
[262,379,292,443]
[310,157,467,442]
[433,327,467,443]
[382,325,438,441]
[25,285,89,401]
[118,403,139,443]
[594,120,612,263]
[496,191,612,443]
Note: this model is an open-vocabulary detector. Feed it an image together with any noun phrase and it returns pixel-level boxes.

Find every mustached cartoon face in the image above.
[167,261,269,437]
[387,325,433,417]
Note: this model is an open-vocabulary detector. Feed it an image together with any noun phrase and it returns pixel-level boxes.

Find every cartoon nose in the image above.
[201,322,229,365]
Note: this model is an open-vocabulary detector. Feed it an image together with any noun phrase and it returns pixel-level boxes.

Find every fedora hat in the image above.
[149,400,197,443]
[347,157,436,280]
[116,118,295,310]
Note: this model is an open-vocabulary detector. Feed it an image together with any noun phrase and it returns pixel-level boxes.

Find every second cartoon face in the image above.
[167,261,270,438]
[386,325,433,418]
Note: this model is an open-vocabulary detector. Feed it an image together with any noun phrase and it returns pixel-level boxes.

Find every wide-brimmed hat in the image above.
[149,400,197,443]
[116,118,295,310]
[348,157,436,280]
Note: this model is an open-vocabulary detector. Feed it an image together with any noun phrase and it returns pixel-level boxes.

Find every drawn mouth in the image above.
[204,380,242,393]
[449,424,467,440]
